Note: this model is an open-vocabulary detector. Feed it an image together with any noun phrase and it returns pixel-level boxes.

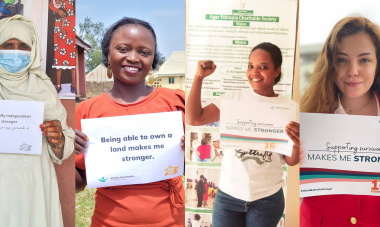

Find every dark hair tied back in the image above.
[201,138,208,146]
[101,17,159,70]
[250,42,283,85]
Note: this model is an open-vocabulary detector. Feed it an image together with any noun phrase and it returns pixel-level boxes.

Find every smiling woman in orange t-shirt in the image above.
[74,17,185,227]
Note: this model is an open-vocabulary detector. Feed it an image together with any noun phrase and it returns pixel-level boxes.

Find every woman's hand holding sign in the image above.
[75,129,89,192]
[40,120,65,159]
[75,129,89,155]
[181,135,185,152]
[284,121,301,166]
[286,121,300,146]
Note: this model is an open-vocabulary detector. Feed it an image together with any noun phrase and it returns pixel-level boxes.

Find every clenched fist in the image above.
[196,60,217,79]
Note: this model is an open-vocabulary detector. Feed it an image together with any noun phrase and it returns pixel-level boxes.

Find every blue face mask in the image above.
[0,50,31,73]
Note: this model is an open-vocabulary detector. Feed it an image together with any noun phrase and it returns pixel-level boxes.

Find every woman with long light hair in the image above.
[300,16,380,226]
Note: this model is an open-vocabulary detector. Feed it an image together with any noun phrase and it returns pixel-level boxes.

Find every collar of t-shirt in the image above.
[334,91,380,116]
[243,89,286,100]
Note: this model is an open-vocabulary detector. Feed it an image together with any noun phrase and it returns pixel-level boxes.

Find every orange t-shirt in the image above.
[75,88,185,227]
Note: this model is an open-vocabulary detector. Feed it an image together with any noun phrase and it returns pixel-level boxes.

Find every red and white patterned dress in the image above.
[49,0,75,70]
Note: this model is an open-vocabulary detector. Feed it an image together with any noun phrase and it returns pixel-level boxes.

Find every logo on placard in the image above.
[98,177,108,182]
[270,106,274,109]
[165,165,179,176]
[372,180,380,193]
[20,143,32,151]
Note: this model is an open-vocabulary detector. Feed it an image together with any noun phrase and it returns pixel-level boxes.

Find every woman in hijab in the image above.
[0,15,75,227]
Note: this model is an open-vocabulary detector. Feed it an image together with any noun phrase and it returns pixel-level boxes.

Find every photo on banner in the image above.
[185,166,221,210]
[46,0,76,99]
[185,0,299,226]
[0,0,23,19]
[185,212,213,227]
[187,132,223,163]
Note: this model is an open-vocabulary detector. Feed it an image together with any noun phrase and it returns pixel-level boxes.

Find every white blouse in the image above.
[0,128,74,227]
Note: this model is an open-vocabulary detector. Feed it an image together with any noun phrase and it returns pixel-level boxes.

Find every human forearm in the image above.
[186,61,220,125]
[51,146,64,159]
[75,168,86,192]
[186,75,205,125]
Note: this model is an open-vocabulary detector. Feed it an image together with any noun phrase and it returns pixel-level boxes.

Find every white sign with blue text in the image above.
[82,111,184,188]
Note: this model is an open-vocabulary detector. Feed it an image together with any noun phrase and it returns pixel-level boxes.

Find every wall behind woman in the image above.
[55,100,75,227]
[285,13,300,227]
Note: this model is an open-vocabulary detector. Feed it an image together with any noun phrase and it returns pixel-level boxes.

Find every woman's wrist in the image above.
[194,74,205,81]
[48,133,65,149]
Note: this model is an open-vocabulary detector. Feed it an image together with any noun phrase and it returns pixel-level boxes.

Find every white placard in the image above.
[82,111,184,188]
[300,113,380,197]
[0,100,44,155]
[220,100,296,156]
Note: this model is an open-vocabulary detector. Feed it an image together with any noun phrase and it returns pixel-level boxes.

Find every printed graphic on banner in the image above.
[0,100,44,155]
[300,113,380,197]
[0,0,23,19]
[46,0,76,99]
[220,100,296,156]
[82,111,184,188]
[185,166,221,210]
[187,132,224,163]
[185,212,213,227]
